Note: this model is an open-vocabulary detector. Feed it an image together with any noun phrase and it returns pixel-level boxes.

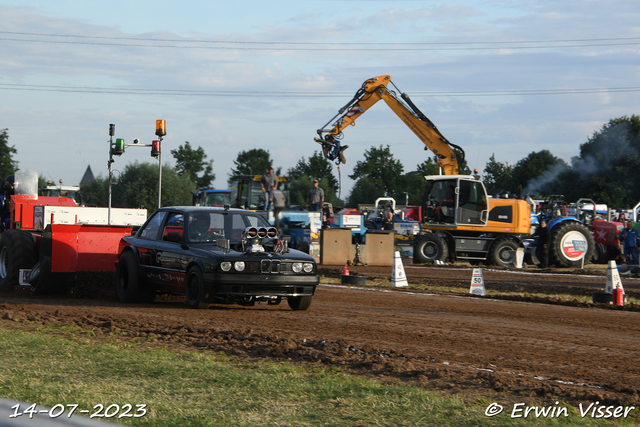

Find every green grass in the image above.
[1,328,637,426]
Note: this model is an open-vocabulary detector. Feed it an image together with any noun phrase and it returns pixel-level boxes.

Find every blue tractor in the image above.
[532,195,596,268]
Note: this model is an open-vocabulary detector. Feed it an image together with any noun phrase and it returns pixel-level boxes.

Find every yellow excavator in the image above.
[315,75,535,266]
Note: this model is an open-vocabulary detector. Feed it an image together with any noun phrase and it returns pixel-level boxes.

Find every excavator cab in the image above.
[423,176,488,227]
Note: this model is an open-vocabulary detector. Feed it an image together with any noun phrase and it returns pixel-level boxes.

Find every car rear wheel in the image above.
[186,266,210,309]
[288,295,313,311]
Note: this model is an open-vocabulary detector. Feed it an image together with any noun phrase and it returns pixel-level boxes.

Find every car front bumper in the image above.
[204,273,319,297]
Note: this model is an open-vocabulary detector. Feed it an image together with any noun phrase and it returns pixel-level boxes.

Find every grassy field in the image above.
[1,327,637,427]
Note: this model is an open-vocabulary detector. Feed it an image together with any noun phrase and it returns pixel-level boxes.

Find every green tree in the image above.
[507,150,568,197]
[111,161,195,211]
[560,115,640,207]
[287,151,339,193]
[171,141,215,191]
[228,149,280,185]
[348,145,404,199]
[82,176,109,207]
[0,129,18,179]
[482,154,514,190]
[288,175,343,209]
[402,158,440,205]
[346,177,385,208]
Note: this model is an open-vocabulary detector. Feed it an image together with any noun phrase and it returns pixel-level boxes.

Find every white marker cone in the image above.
[606,260,623,294]
[470,268,486,296]
[391,251,408,287]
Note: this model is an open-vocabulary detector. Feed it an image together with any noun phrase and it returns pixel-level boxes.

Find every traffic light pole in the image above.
[108,124,116,225]
[106,120,165,224]
[157,136,162,209]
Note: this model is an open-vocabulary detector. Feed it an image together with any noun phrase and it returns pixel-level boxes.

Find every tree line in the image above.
[1,114,638,212]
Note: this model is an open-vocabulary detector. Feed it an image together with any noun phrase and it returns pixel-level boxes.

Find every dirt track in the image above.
[1,264,640,407]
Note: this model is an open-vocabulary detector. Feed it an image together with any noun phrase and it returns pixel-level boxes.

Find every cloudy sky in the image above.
[1,0,638,198]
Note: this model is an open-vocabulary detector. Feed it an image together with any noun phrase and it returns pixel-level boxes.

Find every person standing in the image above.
[269,185,286,231]
[618,221,640,265]
[260,167,277,210]
[536,220,551,268]
[306,179,324,212]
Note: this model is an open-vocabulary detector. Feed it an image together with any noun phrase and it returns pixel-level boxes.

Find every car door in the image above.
[134,210,167,282]
[152,211,187,294]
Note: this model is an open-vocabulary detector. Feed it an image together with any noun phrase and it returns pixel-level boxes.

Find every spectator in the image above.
[260,167,277,210]
[535,220,551,268]
[382,210,394,231]
[269,185,286,230]
[306,179,324,212]
[322,214,331,229]
[617,212,627,223]
[618,221,640,265]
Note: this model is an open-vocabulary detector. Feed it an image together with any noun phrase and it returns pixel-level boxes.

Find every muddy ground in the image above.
[1,263,639,408]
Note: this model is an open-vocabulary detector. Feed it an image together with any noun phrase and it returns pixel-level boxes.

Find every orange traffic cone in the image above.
[342,264,350,275]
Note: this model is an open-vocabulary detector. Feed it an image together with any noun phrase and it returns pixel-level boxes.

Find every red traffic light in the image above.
[151,140,161,158]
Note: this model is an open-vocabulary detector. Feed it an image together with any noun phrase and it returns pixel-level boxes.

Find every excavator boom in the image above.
[315,75,463,175]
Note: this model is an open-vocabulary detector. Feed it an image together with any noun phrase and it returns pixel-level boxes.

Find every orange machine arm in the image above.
[315,75,463,175]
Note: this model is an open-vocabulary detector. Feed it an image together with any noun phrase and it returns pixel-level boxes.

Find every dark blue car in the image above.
[116,206,319,310]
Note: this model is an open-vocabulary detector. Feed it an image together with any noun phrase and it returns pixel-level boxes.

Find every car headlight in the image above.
[303,263,314,273]
[292,262,303,273]
[234,261,245,272]
[220,262,232,272]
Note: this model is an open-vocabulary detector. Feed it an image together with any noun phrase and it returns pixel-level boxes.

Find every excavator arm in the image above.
[315,75,464,175]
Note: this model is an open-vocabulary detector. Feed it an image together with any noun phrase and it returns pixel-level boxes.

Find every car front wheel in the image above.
[186,266,210,309]
[288,295,313,311]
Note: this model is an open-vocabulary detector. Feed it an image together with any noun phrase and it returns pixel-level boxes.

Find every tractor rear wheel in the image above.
[0,230,37,292]
[414,233,448,264]
[549,222,595,268]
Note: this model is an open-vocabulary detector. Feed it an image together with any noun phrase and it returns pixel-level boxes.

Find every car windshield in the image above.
[186,211,270,243]
[204,193,231,207]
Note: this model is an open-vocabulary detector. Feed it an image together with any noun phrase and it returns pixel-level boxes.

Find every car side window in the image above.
[162,212,184,240]
[139,211,167,240]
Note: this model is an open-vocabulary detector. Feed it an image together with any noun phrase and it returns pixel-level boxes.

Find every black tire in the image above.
[592,291,612,304]
[592,243,608,264]
[414,233,448,264]
[27,261,40,286]
[489,239,517,268]
[116,251,142,303]
[549,222,595,268]
[288,295,313,311]
[0,230,38,292]
[186,266,210,309]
